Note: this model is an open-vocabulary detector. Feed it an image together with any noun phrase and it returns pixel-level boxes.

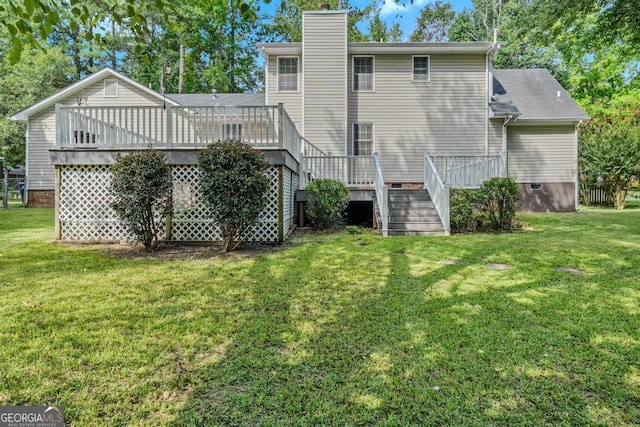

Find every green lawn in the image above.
[1,206,639,426]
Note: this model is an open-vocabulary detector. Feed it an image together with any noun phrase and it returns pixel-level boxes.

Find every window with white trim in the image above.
[278,57,298,92]
[353,124,374,156]
[353,56,374,91]
[413,56,430,82]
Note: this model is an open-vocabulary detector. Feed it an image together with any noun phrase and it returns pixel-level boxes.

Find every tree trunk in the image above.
[2,167,9,208]
[179,44,184,94]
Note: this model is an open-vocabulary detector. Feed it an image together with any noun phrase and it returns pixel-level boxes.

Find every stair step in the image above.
[389,206,437,214]
[389,222,444,231]
[390,214,441,222]
[388,195,432,202]
[388,229,446,236]
[389,201,433,207]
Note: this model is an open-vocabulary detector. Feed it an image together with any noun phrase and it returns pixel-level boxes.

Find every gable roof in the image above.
[166,93,265,106]
[9,68,178,122]
[492,69,589,122]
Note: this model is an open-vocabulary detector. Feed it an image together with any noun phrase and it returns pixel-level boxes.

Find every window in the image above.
[413,56,430,82]
[353,56,374,91]
[278,57,298,92]
[104,79,119,97]
[353,124,374,156]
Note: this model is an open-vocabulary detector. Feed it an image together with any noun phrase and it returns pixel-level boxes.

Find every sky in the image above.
[260,0,474,40]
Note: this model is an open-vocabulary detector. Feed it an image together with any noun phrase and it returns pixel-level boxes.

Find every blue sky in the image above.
[260,0,474,40]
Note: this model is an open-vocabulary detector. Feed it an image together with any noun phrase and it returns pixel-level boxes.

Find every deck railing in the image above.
[56,103,301,161]
[424,154,450,234]
[431,155,504,188]
[303,155,375,187]
[373,153,389,236]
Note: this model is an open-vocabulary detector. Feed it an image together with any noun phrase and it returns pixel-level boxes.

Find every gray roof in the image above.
[166,93,265,106]
[491,69,588,121]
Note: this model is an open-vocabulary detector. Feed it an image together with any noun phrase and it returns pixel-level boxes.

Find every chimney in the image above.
[319,3,330,10]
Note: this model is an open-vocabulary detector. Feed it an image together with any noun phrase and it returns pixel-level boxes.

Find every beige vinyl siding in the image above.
[347,53,487,183]
[27,78,164,190]
[488,118,503,156]
[507,125,576,183]
[266,55,303,134]
[302,12,347,155]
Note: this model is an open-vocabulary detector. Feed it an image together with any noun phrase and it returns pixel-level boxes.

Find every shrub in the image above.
[305,179,350,230]
[450,189,478,233]
[111,150,172,251]
[477,177,519,231]
[198,140,270,252]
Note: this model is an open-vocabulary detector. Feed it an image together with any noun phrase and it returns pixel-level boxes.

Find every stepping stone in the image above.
[438,259,463,265]
[484,263,512,270]
[555,266,586,275]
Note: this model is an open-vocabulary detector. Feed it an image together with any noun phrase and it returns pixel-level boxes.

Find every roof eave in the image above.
[510,117,589,124]
[348,42,495,55]
[256,43,302,57]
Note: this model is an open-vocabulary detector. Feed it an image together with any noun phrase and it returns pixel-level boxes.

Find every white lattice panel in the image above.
[59,164,282,243]
[59,165,133,241]
[171,165,280,242]
[291,172,299,232]
[283,168,292,231]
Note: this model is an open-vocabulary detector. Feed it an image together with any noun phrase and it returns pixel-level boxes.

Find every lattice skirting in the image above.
[58,164,297,243]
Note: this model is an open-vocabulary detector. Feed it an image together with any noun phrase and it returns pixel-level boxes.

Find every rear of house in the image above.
[10,8,587,242]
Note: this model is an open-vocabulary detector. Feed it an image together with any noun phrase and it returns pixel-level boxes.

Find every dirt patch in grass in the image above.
[61,241,283,261]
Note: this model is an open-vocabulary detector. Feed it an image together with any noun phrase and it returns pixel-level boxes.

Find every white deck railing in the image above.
[424,154,450,234]
[56,103,302,161]
[373,153,389,236]
[431,155,503,188]
[303,155,375,187]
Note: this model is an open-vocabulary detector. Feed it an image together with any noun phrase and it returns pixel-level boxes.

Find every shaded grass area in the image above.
[0,206,639,425]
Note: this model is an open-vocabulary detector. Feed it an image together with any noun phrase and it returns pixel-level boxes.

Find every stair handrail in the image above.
[373,153,388,236]
[424,153,450,235]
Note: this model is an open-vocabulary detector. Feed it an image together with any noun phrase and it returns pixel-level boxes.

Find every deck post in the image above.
[277,103,284,149]
[166,105,173,147]
[54,166,61,240]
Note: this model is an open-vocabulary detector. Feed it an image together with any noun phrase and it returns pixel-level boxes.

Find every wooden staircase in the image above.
[387,189,446,236]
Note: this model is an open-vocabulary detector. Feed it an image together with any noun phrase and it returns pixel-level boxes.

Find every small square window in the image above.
[413,56,430,82]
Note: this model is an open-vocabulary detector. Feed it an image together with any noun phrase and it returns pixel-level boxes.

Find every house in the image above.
[10,8,587,241]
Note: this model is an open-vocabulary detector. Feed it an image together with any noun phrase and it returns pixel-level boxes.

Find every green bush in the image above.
[305,179,350,230]
[477,177,520,231]
[450,189,478,233]
[111,150,172,251]
[198,140,270,252]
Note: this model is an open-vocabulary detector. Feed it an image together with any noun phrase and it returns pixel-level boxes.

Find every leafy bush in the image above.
[198,140,270,252]
[450,189,478,233]
[579,102,640,209]
[111,150,172,251]
[305,179,350,230]
[477,177,519,231]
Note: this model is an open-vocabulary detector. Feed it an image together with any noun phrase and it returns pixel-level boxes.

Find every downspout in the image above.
[24,122,29,206]
[501,115,514,177]
[575,120,583,211]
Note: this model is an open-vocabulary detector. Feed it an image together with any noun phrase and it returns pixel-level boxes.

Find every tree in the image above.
[266,0,368,42]
[197,140,270,252]
[410,0,456,42]
[0,42,73,169]
[368,5,403,42]
[110,150,173,250]
[579,99,640,209]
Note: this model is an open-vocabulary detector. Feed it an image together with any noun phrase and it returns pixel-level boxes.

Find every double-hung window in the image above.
[353,56,374,91]
[278,57,298,92]
[353,124,374,156]
[413,56,430,82]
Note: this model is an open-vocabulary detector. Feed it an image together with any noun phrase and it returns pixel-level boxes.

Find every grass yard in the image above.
[0,205,639,426]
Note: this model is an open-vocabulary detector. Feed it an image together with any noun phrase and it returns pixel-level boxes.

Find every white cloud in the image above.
[379,0,429,17]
